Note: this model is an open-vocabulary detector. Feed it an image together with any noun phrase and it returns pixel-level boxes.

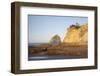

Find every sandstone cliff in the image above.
[63,23,88,44]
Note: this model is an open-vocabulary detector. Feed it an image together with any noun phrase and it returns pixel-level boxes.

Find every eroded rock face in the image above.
[63,24,88,43]
[50,35,61,46]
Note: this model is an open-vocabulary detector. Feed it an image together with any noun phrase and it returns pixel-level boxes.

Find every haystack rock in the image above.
[50,35,61,46]
[63,23,88,44]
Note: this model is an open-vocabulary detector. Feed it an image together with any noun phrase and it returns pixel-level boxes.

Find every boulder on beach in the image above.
[50,34,61,46]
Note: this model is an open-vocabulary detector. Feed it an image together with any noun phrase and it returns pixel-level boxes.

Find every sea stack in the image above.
[63,23,88,44]
[50,34,61,46]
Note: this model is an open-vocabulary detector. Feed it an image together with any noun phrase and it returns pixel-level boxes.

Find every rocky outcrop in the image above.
[63,23,88,44]
[29,23,88,58]
[50,35,61,46]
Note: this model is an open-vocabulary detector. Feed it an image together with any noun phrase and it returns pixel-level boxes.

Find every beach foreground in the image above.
[28,43,88,60]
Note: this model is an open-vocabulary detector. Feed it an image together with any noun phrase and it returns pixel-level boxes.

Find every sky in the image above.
[28,15,88,43]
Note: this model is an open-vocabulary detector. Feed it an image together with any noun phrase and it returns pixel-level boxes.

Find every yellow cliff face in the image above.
[63,24,88,44]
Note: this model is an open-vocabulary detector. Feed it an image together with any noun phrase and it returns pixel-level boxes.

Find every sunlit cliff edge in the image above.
[63,23,88,45]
